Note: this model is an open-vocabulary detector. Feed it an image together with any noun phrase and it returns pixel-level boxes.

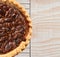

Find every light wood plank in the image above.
[31,0,60,57]
[16,0,29,3]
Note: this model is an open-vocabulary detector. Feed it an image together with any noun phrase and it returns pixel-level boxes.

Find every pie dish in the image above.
[0,0,32,57]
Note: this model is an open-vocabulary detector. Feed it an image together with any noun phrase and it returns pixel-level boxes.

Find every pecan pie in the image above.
[0,0,32,57]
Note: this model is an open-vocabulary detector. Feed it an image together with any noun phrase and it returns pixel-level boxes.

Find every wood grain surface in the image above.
[31,0,60,57]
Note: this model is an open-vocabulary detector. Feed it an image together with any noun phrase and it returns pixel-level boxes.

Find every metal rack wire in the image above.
[16,0,31,57]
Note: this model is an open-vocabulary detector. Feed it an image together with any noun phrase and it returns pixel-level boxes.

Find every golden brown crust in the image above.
[0,0,32,57]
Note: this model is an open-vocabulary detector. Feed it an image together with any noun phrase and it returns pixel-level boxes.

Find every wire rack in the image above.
[15,0,31,57]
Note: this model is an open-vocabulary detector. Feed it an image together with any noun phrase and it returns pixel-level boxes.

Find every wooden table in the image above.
[16,0,60,57]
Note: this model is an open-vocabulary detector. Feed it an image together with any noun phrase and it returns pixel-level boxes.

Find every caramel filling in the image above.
[0,3,29,54]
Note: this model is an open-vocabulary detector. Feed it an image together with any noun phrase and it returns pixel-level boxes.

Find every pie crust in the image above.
[0,0,32,57]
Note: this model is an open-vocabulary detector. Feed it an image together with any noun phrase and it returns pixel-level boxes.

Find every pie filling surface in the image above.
[0,3,29,54]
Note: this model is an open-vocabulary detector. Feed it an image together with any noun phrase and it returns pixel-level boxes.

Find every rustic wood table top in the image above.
[16,0,60,57]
